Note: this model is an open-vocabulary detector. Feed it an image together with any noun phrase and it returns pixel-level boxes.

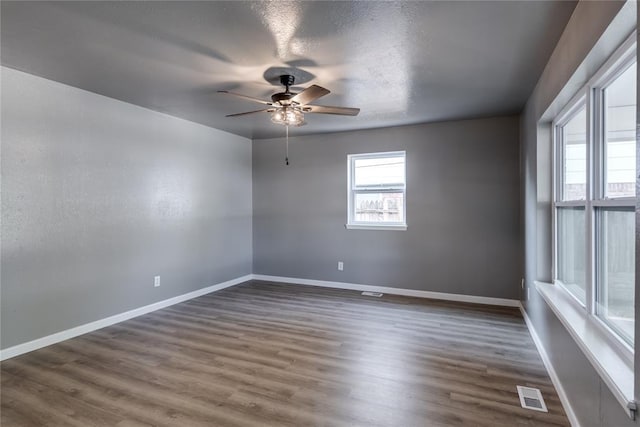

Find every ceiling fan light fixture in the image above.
[220,74,359,130]
[271,106,305,126]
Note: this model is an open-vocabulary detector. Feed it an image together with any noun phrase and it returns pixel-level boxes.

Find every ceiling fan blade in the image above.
[304,105,360,116]
[218,90,272,105]
[290,85,330,105]
[226,109,273,117]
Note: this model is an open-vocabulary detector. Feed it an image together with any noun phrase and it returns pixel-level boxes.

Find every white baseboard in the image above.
[251,274,521,307]
[519,304,581,427]
[0,274,252,361]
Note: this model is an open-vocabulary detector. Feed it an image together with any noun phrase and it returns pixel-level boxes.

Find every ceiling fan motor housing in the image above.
[271,92,295,105]
[280,74,295,87]
[272,75,297,105]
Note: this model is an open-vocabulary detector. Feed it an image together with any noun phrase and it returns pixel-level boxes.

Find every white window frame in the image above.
[553,96,589,308]
[548,30,636,417]
[346,151,407,231]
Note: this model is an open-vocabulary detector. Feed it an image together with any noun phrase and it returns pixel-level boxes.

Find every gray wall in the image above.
[1,67,253,349]
[520,1,638,426]
[253,117,521,299]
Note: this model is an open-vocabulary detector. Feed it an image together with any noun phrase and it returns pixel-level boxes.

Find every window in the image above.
[561,106,587,202]
[347,151,406,230]
[556,104,588,305]
[603,62,636,199]
[556,206,587,304]
[596,207,635,344]
[553,35,636,348]
[595,57,636,346]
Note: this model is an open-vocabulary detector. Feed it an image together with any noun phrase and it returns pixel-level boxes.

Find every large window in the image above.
[553,36,636,348]
[347,151,406,230]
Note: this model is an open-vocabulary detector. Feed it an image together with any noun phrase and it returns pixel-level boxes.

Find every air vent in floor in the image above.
[516,385,548,412]
[361,291,383,297]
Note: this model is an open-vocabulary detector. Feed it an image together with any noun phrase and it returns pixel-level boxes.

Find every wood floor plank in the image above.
[1,280,570,426]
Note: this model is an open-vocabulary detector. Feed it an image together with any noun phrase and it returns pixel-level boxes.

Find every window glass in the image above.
[557,207,587,304]
[596,208,635,345]
[562,107,587,201]
[354,156,405,187]
[354,193,404,223]
[604,62,636,198]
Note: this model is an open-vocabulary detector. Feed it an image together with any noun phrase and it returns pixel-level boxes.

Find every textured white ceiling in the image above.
[1,1,576,139]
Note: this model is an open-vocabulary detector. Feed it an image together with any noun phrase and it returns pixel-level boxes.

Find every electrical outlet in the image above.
[337,261,344,271]
[154,276,161,287]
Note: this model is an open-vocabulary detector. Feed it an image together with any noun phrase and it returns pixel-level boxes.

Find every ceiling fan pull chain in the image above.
[285,125,289,166]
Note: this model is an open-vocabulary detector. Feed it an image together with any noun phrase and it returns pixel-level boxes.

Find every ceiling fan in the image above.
[218,74,360,127]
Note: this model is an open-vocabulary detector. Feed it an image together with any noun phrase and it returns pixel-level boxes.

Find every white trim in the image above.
[589,309,635,359]
[345,224,407,231]
[0,274,253,361]
[552,119,558,280]
[591,198,636,207]
[554,278,588,309]
[535,281,634,418]
[555,200,588,207]
[251,274,520,307]
[589,31,637,91]
[519,304,581,427]
[554,93,588,131]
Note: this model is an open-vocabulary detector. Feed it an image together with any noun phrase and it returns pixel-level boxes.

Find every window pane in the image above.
[604,62,636,198]
[354,156,405,187]
[354,193,404,223]
[557,207,587,304]
[596,208,635,345]
[562,107,587,201]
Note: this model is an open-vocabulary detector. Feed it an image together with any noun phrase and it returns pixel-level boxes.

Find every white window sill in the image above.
[345,224,407,231]
[535,281,635,418]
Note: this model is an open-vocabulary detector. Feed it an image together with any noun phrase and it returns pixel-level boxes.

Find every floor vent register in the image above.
[517,385,548,412]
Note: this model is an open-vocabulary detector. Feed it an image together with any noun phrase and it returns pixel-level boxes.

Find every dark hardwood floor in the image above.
[1,280,569,426]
